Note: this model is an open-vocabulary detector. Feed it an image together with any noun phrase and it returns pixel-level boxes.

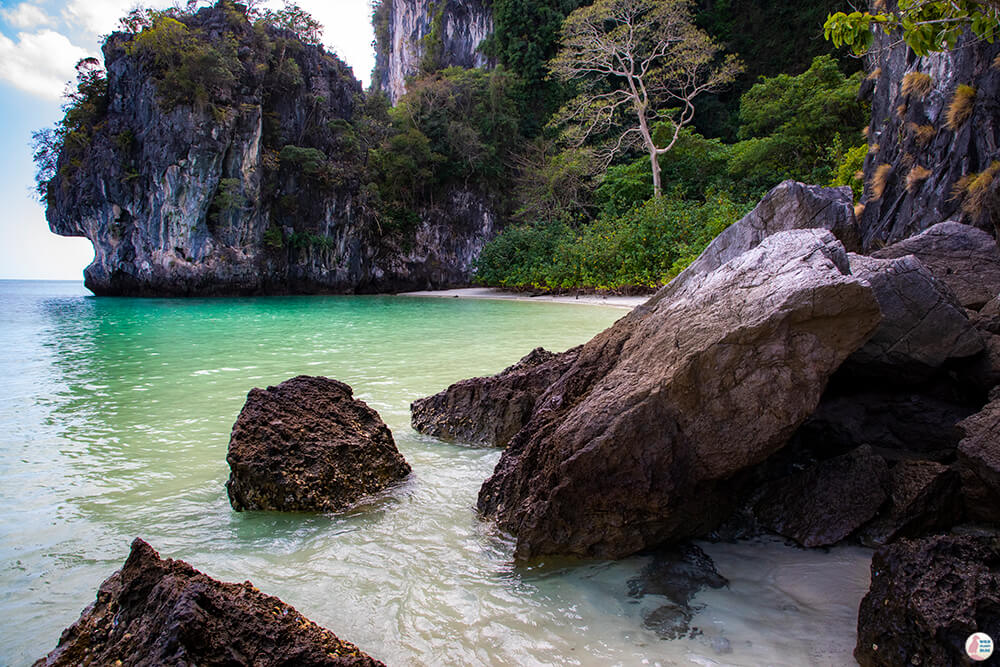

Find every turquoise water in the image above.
[0,280,870,666]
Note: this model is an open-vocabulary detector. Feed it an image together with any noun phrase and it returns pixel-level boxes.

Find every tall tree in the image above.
[551,0,741,198]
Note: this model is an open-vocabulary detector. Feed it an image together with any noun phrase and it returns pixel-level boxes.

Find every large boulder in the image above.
[650,180,859,305]
[226,376,410,512]
[855,534,1000,667]
[753,446,889,548]
[958,396,1000,523]
[846,253,982,379]
[872,221,1000,310]
[478,230,882,559]
[857,459,963,547]
[411,346,579,447]
[34,539,383,667]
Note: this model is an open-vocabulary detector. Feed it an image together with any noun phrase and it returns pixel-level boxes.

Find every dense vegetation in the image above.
[36,0,871,292]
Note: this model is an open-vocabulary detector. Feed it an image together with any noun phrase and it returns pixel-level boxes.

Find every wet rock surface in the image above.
[477,229,881,559]
[34,538,384,667]
[411,346,579,447]
[626,543,728,640]
[855,534,1000,667]
[226,376,410,512]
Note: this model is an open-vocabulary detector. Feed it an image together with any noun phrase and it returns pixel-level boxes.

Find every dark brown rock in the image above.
[974,296,1000,335]
[958,397,1000,523]
[857,460,963,547]
[855,534,1000,667]
[478,230,882,559]
[411,346,579,447]
[872,221,1000,310]
[226,376,410,512]
[754,446,889,548]
[34,538,384,667]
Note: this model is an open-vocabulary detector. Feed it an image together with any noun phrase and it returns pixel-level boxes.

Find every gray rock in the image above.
[650,180,860,307]
[974,295,1000,334]
[226,376,411,513]
[478,229,882,559]
[858,29,1000,248]
[411,346,579,447]
[872,221,1000,310]
[754,446,889,548]
[847,252,982,378]
[958,398,1000,523]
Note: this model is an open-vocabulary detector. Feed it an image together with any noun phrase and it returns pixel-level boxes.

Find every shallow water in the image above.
[0,280,870,666]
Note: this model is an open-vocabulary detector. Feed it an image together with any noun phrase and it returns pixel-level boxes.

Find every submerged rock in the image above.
[34,538,384,667]
[411,346,579,447]
[626,543,728,640]
[478,229,882,559]
[855,534,1000,667]
[226,376,410,512]
[872,221,1000,310]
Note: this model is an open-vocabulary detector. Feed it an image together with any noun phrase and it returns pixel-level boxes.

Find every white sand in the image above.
[399,287,649,309]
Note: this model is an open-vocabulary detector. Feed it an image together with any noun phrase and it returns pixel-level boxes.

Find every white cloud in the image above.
[62,0,172,38]
[1,3,53,29]
[0,29,91,99]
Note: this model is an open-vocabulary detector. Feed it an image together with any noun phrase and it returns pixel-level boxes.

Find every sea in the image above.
[0,279,871,666]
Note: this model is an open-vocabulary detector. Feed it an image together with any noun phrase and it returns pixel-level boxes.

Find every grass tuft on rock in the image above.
[946,84,976,130]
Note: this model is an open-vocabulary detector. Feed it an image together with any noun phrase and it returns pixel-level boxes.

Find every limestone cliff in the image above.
[373,0,493,104]
[45,3,495,296]
[858,27,1000,249]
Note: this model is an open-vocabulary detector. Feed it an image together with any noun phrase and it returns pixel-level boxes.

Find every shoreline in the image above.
[399,287,648,309]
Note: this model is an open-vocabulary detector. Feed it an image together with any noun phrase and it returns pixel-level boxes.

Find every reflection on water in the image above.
[0,281,869,666]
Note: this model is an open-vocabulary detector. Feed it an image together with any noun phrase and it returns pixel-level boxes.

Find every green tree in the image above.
[551,0,742,198]
[824,0,999,56]
[260,2,322,46]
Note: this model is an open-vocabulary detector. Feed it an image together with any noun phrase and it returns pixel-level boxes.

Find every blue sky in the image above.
[0,0,376,280]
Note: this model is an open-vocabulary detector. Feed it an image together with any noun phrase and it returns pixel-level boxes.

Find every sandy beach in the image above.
[399,287,648,309]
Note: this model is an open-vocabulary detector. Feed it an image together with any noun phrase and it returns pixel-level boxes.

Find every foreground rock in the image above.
[35,539,383,667]
[958,396,1000,523]
[226,376,410,512]
[855,534,1000,666]
[478,230,882,559]
[846,253,982,379]
[872,221,1000,310]
[411,346,579,447]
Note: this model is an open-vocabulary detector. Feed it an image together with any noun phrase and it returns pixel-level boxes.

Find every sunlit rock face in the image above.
[374,0,494,104]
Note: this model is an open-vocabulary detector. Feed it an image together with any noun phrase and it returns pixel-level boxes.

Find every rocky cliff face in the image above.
[46,3,496,296]
[858,25,1000,249]
[373,0,493,104]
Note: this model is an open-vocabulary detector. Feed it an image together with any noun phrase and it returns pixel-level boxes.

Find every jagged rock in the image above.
[34,539,383,667]
[958,397,1000,523]
[872,221,1000,310]
[795,390,976,461]
[855,534,1000,667]
[858,27,1000,248]
[754,446,889,548]
[846,253,982,379]
[857,460,963,547]
[478,229,882,559]
[626,543,728,640]
[226,376,410,512]
[974,296,1000,334]
[411,346,579,447]
[373,0,494,104]
[652,180,860,305]
[47,4,496,296]
[957,333,1000,393]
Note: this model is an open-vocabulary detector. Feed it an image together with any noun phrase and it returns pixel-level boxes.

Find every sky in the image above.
[0,0,376,280]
